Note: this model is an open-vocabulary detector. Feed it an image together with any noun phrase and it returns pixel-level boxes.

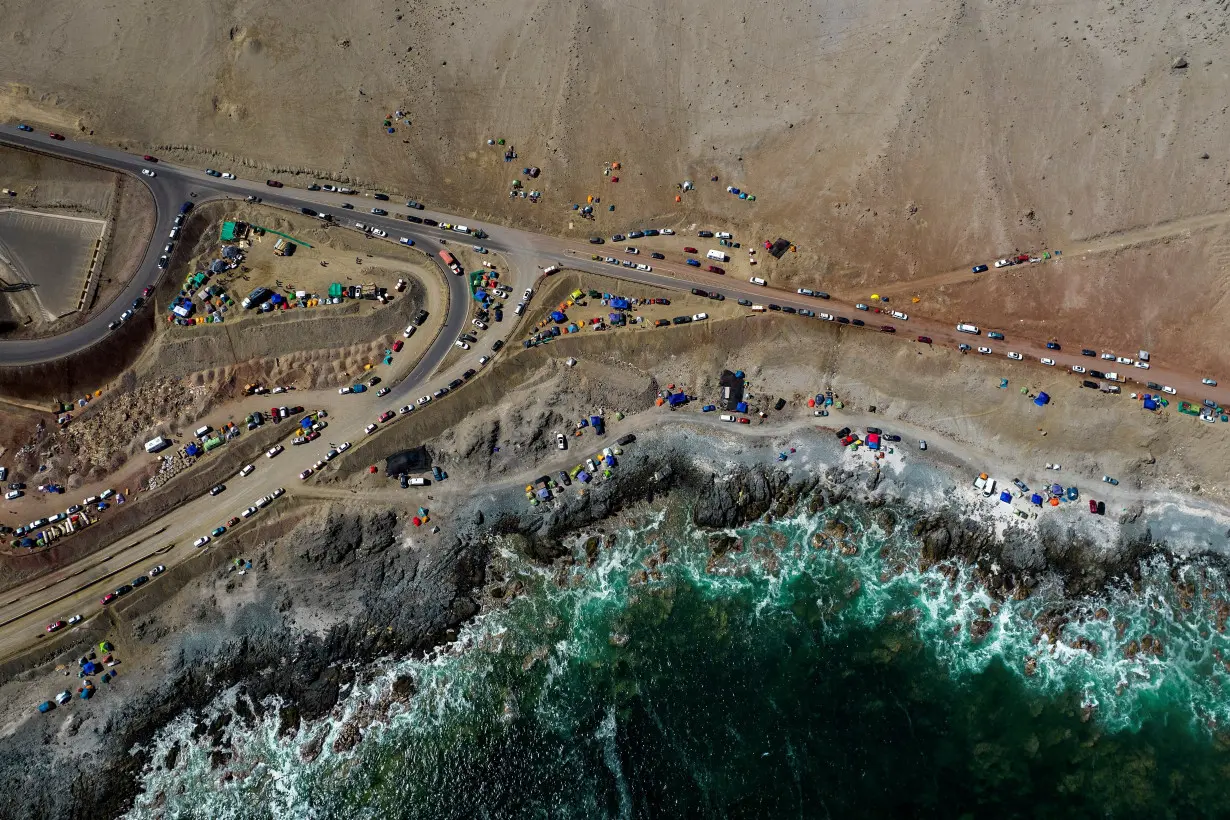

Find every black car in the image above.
[768,304,782,311]
[131,575,149,588]
[307,184,322,191]
[8,482,25,490]
[697,230,715,238]
[115,584,133,597]
[836,317,850,324]
[884,434,901,442]
[782,306,796,314]
[774,398,787,411]
[406,215,424,223]
[209,484,226,496]
[492,339,505,352]
[815,292,830,299]
[373,193,390,201]
[835,427,851,439]
[368,376,381,386]
[371,208,388,216]
[341,203,354,209]
[1146,382,1162,390]
[628,231,644,239]
[1090,370,1106,379]
[406,200,424,210]
[1081,380,1099,389]
[414,309,430,325]
[449,378,464,390]
[589,237,604,244]
[691,288,708,297]
[866,427,883,435]
[852,319,865,326]
[558,470,571,486]
[423,218,438,226]
[462,369,476,380]
[709,293,724,301]
[737,298,752,306]
[1081,349,1097,357]
[300,207,316,215]
[672,316,692,325]
[643,230,659,237]
[651,252,665,259]
[131,297,145,309]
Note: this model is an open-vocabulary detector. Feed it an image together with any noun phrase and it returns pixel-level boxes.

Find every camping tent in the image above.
[550,311,566,323]
[1034,392,1050,406]
[1030,494,1043,506]
[1143,396,1159,411]
[667,393,687,407]
[999,491,1013,503]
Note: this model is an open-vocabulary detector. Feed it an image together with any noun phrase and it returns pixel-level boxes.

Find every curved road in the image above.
[0,126,1228,666]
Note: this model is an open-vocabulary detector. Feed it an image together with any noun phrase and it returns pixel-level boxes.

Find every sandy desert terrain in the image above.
[0,0,1226,357]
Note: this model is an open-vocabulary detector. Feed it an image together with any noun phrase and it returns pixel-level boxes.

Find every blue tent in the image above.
[1030,493,1043,506]
[1034,392,1050,406]
[667,392,687,407]
[536,488,551,500]
[999,490,1013,503]
[577,471,591,483]
[736,401,748,413]
[604,454,616,467]
[300,417,313,429]
[185,442,202,457]
[82,661,98,675]
[1143,396,1158,411]
[610,297,629,310]
[550,311,566,323]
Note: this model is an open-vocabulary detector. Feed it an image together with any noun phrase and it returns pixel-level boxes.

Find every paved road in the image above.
[1,126,1228,665]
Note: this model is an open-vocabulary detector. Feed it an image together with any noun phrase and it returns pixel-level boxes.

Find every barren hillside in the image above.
[1,0,1227,350]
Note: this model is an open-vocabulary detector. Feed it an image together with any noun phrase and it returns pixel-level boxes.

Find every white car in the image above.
[1133,361,1150,370]
[993,259,1012,268]
[403,325,416,338]
[715,231,732,239]
[977,346,992,354]
[1071,365,1086,374]
[242,506,258,518]
[222,172,236,179]
[372,228,387,238]
[749,277,767,286]
[338,386,352,394]
[1041,357,1056,366]
[660,229,675,235]
[1202,378,1217,386]
[524,288,534,300]
[478,355,490,367]
[819,313,834,321]
[1162,386,1177,395]
[556,432,567,450]
[473,319,487,329]
[399,405,413,415]
[692,312,708,321]
[338,441,351,452]
[455,340,470,350]
[299,468,313,480]
[625,247,639,255]
[272,487,285,498]
[266,445,283,458]
[365,423,378,434]
[890,311,908,321]
[1007,352,1023,360]
[514,302,525,316]
[1116,356,1134,365]
[636,263,652,272]
[193,536,210,548]
[1101,353,1116,361]
[418,395,432,405]
[239,464,255,477]
[141,169,156,177]
[604,256,617,264]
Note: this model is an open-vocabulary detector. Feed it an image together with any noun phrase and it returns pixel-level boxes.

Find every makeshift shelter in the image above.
[550,311,566,323]
[1030,494,1043,506]
[866,433,881,450]
[667,392,687,407]
[610,297,629,310]
[1143,396,1159,411]
[1034,392,1050,406]
[220,222,239,241]
[736,401,749,414]
[999,491,1013,503]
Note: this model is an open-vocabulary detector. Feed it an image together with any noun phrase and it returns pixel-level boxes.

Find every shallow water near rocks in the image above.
[128,498,1230,818]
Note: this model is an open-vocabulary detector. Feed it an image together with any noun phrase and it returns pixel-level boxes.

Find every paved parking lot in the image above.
[0,209,104,319]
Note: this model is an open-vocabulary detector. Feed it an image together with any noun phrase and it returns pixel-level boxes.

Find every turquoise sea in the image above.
[130,497,1230,818]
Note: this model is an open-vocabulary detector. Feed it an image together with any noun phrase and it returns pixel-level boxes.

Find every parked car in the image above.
[1081,349,1097,357]
[683,247,698,254]
[1041,358,1056,366]
[209,484,226,496]
[916,336,932,344]
[1071,365,1086,374]
[972,264,988,273]
[879,325,895,333]
[193,536,211,548]
[1007,352,1023,360]
[977,346,992,354]
[1202,378,1217,386]
[266,179,283,187]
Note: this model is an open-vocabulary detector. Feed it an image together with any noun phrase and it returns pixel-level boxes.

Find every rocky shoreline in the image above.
[0,434,1204,819]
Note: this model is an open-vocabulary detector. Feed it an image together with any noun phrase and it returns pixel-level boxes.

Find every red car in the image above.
[266,179,283,188]
[1015,254,1030,263]
[379,410,395,423]
[100,592,118,606]
[1088,499,1098,514]
[46,620,66,633]
[737,417,750,424]
[879,325,896,333]
[226,516,241,527]
[916,336,932,344]
[142,286,154,298]
[683,247,698,254]
[840,434,857,446]
[48,132,65,140]
[392,340,404,352]
[270,407,281,421]
[707,265,725,274]
[142,154,158,162]
[306,430,320,441]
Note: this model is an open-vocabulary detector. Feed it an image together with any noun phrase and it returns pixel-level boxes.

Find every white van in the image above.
[403,324,416,338]
[452,224,470,234]
[99,489,115,500]
[542,265,561,276]
[194,425,212,439]
[692,313,708,322]
[715,231,733,239]
[706,250,729,262]
[955,323,980,334]
[719,414,736,422]
[749,277,766,286]
[4,490,21,500]
[408,477,428,486]
[751,304,767,312]
[239,464,255,477]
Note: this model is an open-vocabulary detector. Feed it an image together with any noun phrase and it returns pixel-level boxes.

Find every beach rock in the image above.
[277,705,301,739]
[1173,56,1189,69]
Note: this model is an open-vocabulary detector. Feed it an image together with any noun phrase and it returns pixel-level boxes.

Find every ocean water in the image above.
[128,498,1230,819]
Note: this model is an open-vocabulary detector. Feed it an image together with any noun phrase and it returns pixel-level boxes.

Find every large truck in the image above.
[242,287,271,309]
[438,250,462,275]
[706,249,729,262]
[144,436,171,454]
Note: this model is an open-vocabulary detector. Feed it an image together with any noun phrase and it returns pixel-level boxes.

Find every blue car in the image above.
[1046,341,1061,350]
[351,383,367,393]
[686,259,701,267]
[972,264,988,273]
[702,404,716,412]
[17,124,33,132]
